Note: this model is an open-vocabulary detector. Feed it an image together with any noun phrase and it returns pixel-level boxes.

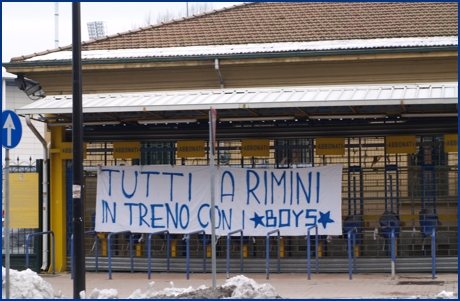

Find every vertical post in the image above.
[5,149,11,299]
[277,233,280,273]
[265,230,280,280]
[147,234,152,279]
[239,233,243,273]
[70,235,74,279]
[266,234,270,279]
[72,3,85,298]
[166,233,170,272]
[307,231,311,280]
[347,138,351,216]
[391,229,395,280]
[209,108,217,289]
[431,228,436,279]
[202,233,207,273]
[186,234,190,280]
[315,227,319,274]
[94,233,98,272]
[108,235,113,280]
[226,235,230,279]
[347,227,357,280]
[51,232,55,274]
[353,233,357,274]
[348,231,352,280]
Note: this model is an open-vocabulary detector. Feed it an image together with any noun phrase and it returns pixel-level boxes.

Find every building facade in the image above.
[2,71,45,163]
[3,2,458,273]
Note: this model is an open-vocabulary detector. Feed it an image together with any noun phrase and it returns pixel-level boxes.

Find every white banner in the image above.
[95,165,343,236]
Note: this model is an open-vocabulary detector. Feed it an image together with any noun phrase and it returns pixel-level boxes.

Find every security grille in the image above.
[74,135,457,264]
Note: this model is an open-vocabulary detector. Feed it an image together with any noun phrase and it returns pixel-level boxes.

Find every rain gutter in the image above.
[25,114,50,271]
[3,46,457,68]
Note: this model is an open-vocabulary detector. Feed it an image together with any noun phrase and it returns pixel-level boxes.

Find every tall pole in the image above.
[4,149,10,299]
[72,2,85,298]
[209,108,217,289]
[54,2,59,48]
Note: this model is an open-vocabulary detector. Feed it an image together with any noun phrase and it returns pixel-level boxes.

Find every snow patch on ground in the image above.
[2,267,457,299]
[126,275,281,299]
[435,291,456,299]
[2,267,281,299]
[2,267,59,299]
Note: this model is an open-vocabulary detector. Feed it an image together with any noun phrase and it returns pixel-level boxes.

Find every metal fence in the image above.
[2,161,38,254]
[71,135,457,261]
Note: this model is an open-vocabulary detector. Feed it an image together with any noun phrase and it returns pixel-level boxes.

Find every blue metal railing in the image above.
[266,229,281,279]
[306,225,319,280]
[71,231,99,279]
[226,229,244,279]
[85,230,99,272]
[25,231,55,274]
[147,230,170,279]
[185,230,207,280]
[431,228,436,279]
[391,229,396,279]
[347,227,357,280]
[108,231,134,279]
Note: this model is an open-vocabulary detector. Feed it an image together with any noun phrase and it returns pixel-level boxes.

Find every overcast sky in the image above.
[2,2,244,64]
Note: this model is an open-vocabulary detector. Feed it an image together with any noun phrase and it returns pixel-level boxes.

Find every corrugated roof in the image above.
[17,83,458,116]
[23,37,458,62]
[10,2,458,62]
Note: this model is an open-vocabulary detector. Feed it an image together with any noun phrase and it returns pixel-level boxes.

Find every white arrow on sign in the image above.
[3,113,16,147]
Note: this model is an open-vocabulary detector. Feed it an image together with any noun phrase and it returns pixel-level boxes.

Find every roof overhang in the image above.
[15,83,458,136]
[21,37,460,62]
[16,83,457,141]
[4,37,457,70]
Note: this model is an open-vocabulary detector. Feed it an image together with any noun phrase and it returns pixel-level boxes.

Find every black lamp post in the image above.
[72,2,86,298]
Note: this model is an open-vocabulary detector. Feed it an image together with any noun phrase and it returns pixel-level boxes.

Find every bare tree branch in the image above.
[157,2,215,23]
[143,11,152,26]
[156,8,178,23]
[188,2,214,16]
[131,2,215,29]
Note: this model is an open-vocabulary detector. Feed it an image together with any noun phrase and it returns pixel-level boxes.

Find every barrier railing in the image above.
[347,227,357,280]
[71,231,99,279]
[108,231,134,279]
[266,229,281,279]
[25,231,55,274]
[391,229,396,279]
[147,230,170,279]
[431,228,436,279]
[306,225,319,280]
[185,230,207,280]
[226,229,244,279]
[85,230,99,272]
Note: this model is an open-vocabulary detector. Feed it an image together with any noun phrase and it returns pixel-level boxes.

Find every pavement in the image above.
[41,271,458,299]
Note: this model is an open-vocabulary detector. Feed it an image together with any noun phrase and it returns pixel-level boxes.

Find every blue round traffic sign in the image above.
[2,110,23,149]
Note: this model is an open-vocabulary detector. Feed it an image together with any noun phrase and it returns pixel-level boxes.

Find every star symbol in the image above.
[318,211,334,229]
[250,212,265,228]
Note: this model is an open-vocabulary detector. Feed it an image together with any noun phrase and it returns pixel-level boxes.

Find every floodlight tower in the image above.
[54,2,59,48]
[87,21,107,40]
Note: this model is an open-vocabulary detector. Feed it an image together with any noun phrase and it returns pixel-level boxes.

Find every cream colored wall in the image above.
[12,53,458,95]
[2,81,45,163]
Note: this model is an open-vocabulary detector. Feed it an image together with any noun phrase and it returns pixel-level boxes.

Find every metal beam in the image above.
[76,120,458,142]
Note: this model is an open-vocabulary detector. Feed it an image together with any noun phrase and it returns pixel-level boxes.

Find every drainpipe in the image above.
[215,58,225,89]
[25,115,50,271]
